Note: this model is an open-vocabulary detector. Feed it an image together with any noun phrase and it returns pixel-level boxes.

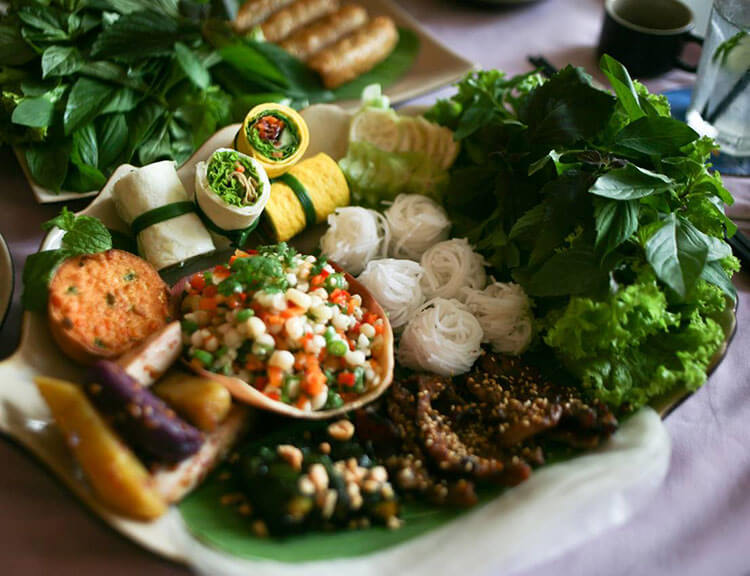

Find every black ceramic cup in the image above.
[597,0,703,77]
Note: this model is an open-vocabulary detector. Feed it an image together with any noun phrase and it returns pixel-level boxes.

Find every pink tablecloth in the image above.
[1,1,748,574]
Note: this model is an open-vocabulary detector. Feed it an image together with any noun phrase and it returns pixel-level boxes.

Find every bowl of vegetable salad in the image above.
[174,243,394,418]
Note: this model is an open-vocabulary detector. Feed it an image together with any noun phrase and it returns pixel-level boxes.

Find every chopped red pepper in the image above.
[337,371,356,387]
[189,273,206,291]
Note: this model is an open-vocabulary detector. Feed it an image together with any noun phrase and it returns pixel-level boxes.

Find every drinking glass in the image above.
[686,0,750,157]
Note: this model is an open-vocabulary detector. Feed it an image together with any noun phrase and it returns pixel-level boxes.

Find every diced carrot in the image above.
[337,371,355,388]
[281,305,305,319]
[267,366,284,388]
[199,297,218,311]
[226,295,242,309]
[266,391,281,401]
[266,314,285,326]
[296,395,310,409]
[364,312,378,325]
[347,300,356,314]
[204,285,218,297]
[374,323,385,335]
[190,273,206,291]
[245,357,265,371]
[304,371,326,396]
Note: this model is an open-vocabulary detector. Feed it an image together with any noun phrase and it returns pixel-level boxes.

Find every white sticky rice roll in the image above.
[384,194,451,261]
[357,258,426,330]
[320,206,390,275]
[420,238,487,300]
[194,148,271,232]
[398,298,484,376]
[462,282,534,355]
[112,160,215,270]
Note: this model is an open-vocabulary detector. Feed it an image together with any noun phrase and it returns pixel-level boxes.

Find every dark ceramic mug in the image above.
[597,0,703,77]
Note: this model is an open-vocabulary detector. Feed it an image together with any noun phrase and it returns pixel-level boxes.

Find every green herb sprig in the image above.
[22,207,112,311]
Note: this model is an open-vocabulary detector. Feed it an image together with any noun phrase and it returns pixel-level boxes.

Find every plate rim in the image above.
[0,232,13,330]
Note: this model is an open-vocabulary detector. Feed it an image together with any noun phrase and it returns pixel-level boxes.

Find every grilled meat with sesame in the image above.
[356,351,618,507]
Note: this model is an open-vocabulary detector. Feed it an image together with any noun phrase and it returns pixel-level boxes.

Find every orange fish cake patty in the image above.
[48,250,170,364]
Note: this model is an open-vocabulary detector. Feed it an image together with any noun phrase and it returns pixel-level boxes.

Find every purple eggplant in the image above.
[86,360,203,464]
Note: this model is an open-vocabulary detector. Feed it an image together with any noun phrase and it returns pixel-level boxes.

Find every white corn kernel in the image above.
[285,316,305,341]
[311,386,328,411]
[310,288,328,301]
[246,316,266,339]
[285,273,298,287]
[332,313,351,331]
[286,288,311,310]
[311,304,333,322]
[345,349,366,366]
[357,333,369,350]
[224,328,242,348]
[269,350,295,372]
[360,323,375,338]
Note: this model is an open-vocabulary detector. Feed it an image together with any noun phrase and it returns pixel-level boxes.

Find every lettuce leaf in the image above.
[543,271,727,409]
[338,141,448,208]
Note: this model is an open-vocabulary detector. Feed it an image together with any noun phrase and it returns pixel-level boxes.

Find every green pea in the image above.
[328,339,348,357]
[325,273,347,291]
[236,308,255,322]
[181,319,199,334]
[324,390,344,410]
[192,349,214,366]
[353,366,366,393]
[323,326,337,343]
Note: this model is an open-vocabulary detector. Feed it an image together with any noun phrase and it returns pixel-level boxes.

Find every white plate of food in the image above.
[0,57,739,575]
[3,0,474,204]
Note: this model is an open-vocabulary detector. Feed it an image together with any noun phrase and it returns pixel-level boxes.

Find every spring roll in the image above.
[235,103,310,178]
[280,5,368,61]
[194,148,271,237]
[112,161,215,270]
[308,16,398,89]
[261,0,339,43]
[235,0,296,32]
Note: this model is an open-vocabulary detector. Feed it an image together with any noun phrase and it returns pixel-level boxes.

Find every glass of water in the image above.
[686,0,749,157]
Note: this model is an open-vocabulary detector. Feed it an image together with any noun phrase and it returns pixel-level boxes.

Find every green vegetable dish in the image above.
[247,111,300,161]
[423,54,739,412]
[206,150,263,207]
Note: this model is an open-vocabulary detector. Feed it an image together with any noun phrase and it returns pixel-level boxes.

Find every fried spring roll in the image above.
[280,5,368,61]
[235,0,296,32]
[308,16,398,89]
[261,0,339,43]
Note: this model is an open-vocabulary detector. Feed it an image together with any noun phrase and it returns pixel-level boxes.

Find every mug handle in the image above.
[675,32,704,73]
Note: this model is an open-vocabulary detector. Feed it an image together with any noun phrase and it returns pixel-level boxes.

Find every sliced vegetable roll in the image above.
[280,5,369,61]
[194,148,271,244]
[260,0,339,43]
[308,16,399,89]
[236,103,310,178]
[262,153,350,242]
[112,161,215,270]
[234,0,296,32]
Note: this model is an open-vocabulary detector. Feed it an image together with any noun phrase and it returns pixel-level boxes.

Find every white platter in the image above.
[0,114,675,574]
[16,0,474,204]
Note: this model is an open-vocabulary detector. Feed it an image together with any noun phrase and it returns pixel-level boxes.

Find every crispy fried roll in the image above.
[234,0,295,32]
[280,5,368,60]
[260,0,339,43]
[308,16,398,89]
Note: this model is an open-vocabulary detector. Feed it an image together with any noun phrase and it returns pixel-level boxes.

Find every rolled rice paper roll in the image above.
[307,16,398,89]
[194,148,271,234]
[234,0,296,33]
[263,152,350,242]
[260,0,339,43]
[279,5,369,61]
[112,161,215,270]
[236,103,310,178]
